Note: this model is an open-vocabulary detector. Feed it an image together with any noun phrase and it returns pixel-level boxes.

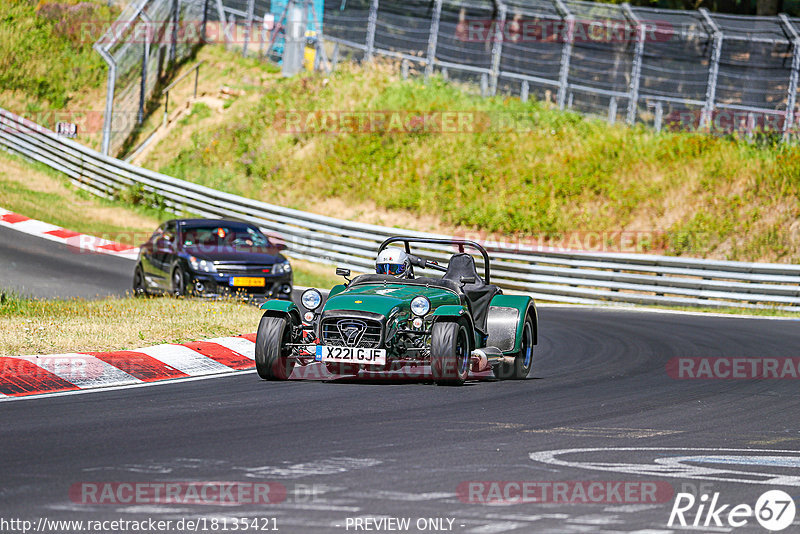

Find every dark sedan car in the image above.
[132,219,293,299]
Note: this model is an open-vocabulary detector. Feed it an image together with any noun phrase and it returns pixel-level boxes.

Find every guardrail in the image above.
[1,106,799,311]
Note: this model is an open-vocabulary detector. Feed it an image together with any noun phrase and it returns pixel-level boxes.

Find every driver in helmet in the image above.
[376,247,413,278]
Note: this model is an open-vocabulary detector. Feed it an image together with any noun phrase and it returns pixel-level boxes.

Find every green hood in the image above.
[323,283,460,317]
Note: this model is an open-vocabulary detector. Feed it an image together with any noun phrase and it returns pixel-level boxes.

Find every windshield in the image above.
[182,226,272,249]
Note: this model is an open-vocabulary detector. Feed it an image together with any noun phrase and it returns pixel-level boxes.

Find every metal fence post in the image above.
[202,0,210,42]
[489,1,507,96]
[623,4,644,125]
[779,13,800,141]
[169,0,178,64]
[425,0,444,79]
[553,0,574,109]
[138,11,150,125]
[654,101,663,132]
[699,8,722,130]
[243,0,255,57]
[365,0,379,61]
[94,45,116,156]
[215,0,229,50]
[608,96,617,124]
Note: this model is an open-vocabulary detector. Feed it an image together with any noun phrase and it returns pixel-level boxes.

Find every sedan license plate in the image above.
[315,346,386,366]
[231,276,265,287]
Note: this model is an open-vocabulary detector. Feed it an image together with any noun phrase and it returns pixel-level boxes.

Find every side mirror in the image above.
[336,267,351,278]
[459,276,476,285]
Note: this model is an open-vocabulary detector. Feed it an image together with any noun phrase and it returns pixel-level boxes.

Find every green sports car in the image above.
[254,237,538,386]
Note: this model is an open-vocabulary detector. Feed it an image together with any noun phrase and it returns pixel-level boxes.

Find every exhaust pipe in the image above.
[470,349,490,372]
[471,349,516,372]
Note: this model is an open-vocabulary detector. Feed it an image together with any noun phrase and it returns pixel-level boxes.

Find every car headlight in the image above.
[410,296,431,316]
[189,256,217,273]
[273,261,292,274]
[301,289,322,311]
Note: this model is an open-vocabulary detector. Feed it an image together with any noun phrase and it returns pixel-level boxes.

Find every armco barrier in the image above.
[1,106,799,311]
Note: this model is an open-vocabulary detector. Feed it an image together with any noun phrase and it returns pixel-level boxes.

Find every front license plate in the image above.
[231,277,265,287]
[315,346,386,366]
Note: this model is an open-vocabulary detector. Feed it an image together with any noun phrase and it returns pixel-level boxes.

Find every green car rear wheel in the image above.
[493,314,534,380]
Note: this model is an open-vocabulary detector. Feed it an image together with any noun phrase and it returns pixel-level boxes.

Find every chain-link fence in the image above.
[316,0,800,141]
[93,0,208,156]
[96,0,800,152]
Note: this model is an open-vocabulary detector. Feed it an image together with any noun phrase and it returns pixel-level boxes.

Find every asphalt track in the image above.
[0,225,134,299]
[2,229,800,533]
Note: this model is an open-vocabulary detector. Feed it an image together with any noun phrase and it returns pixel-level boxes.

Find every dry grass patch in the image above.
[0,293,262,356]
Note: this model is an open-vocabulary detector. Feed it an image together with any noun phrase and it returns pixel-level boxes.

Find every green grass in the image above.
[148,61,800,263]
[0,1,116,110]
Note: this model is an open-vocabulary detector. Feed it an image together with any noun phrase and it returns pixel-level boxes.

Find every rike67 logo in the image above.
[669,489,796,531]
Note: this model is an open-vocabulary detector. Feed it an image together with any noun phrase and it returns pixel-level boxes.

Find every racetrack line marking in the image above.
[529,447,800,487]
[0,368,258,403]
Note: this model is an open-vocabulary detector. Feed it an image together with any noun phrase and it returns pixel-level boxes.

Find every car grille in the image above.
[321,317,383,348]
[216,264,272,275]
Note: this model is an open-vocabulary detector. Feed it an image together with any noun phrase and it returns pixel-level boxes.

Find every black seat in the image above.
[442,253,499,333]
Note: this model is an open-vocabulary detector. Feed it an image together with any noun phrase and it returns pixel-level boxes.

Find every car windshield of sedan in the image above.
[182,226,271,249]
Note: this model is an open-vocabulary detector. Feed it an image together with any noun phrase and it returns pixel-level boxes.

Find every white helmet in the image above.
[376,247,412,278]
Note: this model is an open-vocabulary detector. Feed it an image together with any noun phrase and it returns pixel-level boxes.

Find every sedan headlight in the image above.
[273,261,292,274]
[189,256,217,273]
[410,296,431,316]
[301,289,322,311]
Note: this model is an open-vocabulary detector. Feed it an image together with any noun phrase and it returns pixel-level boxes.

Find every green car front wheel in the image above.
[431,319,471,386]
[255,314,296,380]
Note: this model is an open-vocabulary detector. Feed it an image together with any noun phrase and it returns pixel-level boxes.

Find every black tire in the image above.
[493,314,534,380]
[132,265,148,296]
[255,314,296,380]
[325,363,359,376]
[171,265,187,297]
[430,320,471,386]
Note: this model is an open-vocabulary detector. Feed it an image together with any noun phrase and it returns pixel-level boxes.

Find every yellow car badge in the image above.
[354,300,363,304]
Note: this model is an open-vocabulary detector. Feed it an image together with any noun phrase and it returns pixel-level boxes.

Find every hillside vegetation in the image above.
[143,56,800,264]
[0,1,114,110]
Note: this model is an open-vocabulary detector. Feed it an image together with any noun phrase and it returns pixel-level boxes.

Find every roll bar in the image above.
[378,236,491,283]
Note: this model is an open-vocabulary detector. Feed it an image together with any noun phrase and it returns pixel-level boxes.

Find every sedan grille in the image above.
[321,317,382,348]
[216,264,272,275]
